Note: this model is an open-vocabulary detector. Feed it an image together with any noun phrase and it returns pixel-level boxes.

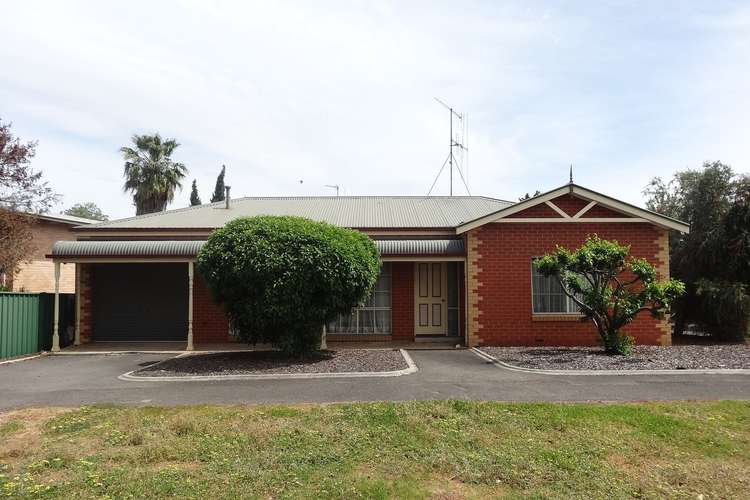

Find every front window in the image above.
[328,263,392,334]
[531,259,580,314]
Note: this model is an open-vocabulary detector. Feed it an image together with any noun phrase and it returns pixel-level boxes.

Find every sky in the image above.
[1,0,748,219]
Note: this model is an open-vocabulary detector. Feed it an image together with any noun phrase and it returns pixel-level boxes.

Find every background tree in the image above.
[0,119,57,287]
[121,134,187,215]
[536,235,685,354]
[519,190,541,201]
[644,162,749,340]
[210,165,226,203]
[1,119,56,211]
[198,216,380,356]
[64,202,108,221]
[189,179,201,206]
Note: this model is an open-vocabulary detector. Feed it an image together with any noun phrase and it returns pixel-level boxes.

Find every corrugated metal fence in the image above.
[0,293,75,359]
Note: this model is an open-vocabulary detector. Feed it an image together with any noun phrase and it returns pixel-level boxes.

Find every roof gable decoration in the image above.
[455,183,690,234]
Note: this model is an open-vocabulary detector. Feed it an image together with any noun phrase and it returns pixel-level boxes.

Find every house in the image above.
[4,212,95,293]
[47,182,689,350]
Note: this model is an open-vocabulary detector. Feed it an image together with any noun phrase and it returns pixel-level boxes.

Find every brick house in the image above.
[47,183,688,350]
[4,213,95,293]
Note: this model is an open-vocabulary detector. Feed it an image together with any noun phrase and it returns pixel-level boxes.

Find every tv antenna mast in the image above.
[428,98,470,196]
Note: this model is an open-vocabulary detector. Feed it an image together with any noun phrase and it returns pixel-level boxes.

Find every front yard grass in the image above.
[1,401,749,498]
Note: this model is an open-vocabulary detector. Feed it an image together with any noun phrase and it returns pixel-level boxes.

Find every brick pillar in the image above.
[466,229,483,346]
[78,263,93,343]
[654,228,672,346]
[391,262,414,341]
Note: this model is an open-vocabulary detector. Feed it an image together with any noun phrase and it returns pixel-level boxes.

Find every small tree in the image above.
[1,119,56,285]
[197,216,380,356]
[65,202,108,221]
[536,235,685,354]
[210,165,226,203]
[189,179,201,206]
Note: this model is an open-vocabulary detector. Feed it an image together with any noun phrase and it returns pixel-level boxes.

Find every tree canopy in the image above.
[210,165,226,203]
[65,202,108,221]
[197,216,380,356]
[644,161,750,340]
[121,133,187,215]
[189,179,201,206]
[536,235,685,354]
[1,119,56,284]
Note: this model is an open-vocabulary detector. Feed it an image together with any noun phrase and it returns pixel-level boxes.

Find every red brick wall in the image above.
[582,204,628,218]
[508,203,560,218]
[391,262,414,341]
[78,263,93,343]
[193,273,230,343]
[467,222,670,347]
[549,195,590,216]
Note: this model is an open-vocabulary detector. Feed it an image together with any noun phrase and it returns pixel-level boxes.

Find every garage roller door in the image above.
[92,263,188,341]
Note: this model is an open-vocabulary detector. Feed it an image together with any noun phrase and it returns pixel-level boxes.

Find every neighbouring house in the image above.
[48,182,689,350]
[5,213,95,293]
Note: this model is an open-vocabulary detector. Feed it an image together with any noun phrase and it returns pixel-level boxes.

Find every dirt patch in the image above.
[131,349,409,377]
[480,345,750,370]
[0,407,71,462]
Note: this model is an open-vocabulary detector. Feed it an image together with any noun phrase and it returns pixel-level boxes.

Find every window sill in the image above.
[532,314,584,322]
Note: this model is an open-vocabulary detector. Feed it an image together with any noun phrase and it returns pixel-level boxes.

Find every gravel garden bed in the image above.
[132,349,409,377]
[480,345,750,371]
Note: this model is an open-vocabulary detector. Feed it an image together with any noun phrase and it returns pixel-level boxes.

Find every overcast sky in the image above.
[2,1,748,219]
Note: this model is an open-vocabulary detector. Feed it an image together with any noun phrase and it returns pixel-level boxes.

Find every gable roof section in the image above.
[455,183,690,234]
[77,196,514,231]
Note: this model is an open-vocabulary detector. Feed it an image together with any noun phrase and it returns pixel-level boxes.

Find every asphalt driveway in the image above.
[1,349,749,410]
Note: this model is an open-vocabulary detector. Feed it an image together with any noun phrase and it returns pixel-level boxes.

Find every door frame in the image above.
[413,261,448,335]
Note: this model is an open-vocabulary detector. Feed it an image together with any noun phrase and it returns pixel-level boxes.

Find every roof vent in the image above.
[225,186,231,209]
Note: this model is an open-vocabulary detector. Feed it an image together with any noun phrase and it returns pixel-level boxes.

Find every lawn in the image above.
[1,401,749,498]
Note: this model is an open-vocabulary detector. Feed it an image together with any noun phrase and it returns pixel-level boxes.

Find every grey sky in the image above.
[2,1,748,219]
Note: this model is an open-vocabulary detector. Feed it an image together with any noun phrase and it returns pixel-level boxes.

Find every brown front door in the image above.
[414,262,448,335]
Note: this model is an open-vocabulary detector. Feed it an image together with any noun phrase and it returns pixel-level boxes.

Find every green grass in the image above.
[1,401,749,498]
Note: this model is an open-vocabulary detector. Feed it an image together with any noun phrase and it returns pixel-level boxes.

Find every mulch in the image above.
[480,345,750,370]
[133,348,408,377]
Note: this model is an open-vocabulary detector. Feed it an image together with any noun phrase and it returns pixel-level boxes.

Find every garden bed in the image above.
[132,349,409,377]
[480,345,750,371]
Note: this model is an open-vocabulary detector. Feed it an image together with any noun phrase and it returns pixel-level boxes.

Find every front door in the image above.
[414,262,448,335]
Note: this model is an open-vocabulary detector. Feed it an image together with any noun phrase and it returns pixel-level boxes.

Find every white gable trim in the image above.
[455,184,690,234]
[573,201,597,218]
[544,200,571,218]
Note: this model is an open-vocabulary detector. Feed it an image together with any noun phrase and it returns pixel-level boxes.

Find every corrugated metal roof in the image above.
[51,239,465,258]
[77,196,513,230]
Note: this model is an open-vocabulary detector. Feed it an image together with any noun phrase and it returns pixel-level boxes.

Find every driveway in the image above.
[1,349,749,410]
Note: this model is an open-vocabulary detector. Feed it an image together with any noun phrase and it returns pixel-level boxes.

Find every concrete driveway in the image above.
[1,349,749,410]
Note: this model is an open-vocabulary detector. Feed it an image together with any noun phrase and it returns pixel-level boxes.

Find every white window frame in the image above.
[328,263,392,334]
[530,258,581,315]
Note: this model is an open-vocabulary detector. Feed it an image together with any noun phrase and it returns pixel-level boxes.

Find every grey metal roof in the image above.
[77,196,513,231]
[51,239,465,259]
[25,212,97,225]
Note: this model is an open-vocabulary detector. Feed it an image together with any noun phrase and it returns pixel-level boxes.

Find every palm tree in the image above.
[121,134,187,215]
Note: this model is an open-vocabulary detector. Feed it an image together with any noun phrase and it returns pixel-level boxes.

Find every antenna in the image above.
[428,98,470,196]
[325,184,340,196]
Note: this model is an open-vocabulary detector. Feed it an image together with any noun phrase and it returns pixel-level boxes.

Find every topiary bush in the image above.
[197,216,380,356]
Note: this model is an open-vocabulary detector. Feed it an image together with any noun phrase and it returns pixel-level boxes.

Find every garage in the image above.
[92,263,188,341]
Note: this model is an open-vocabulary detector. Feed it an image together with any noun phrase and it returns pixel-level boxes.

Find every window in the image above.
[328,263,392,334]
[531,259,580,314]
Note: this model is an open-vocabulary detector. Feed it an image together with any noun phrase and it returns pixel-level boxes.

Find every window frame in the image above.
[530,257,582,316]
[328,262,392,335]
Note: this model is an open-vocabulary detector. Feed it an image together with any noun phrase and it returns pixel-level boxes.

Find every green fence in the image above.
[0,292,75,359]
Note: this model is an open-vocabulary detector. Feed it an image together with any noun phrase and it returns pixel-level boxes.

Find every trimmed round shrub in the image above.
[197,216,380,356]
